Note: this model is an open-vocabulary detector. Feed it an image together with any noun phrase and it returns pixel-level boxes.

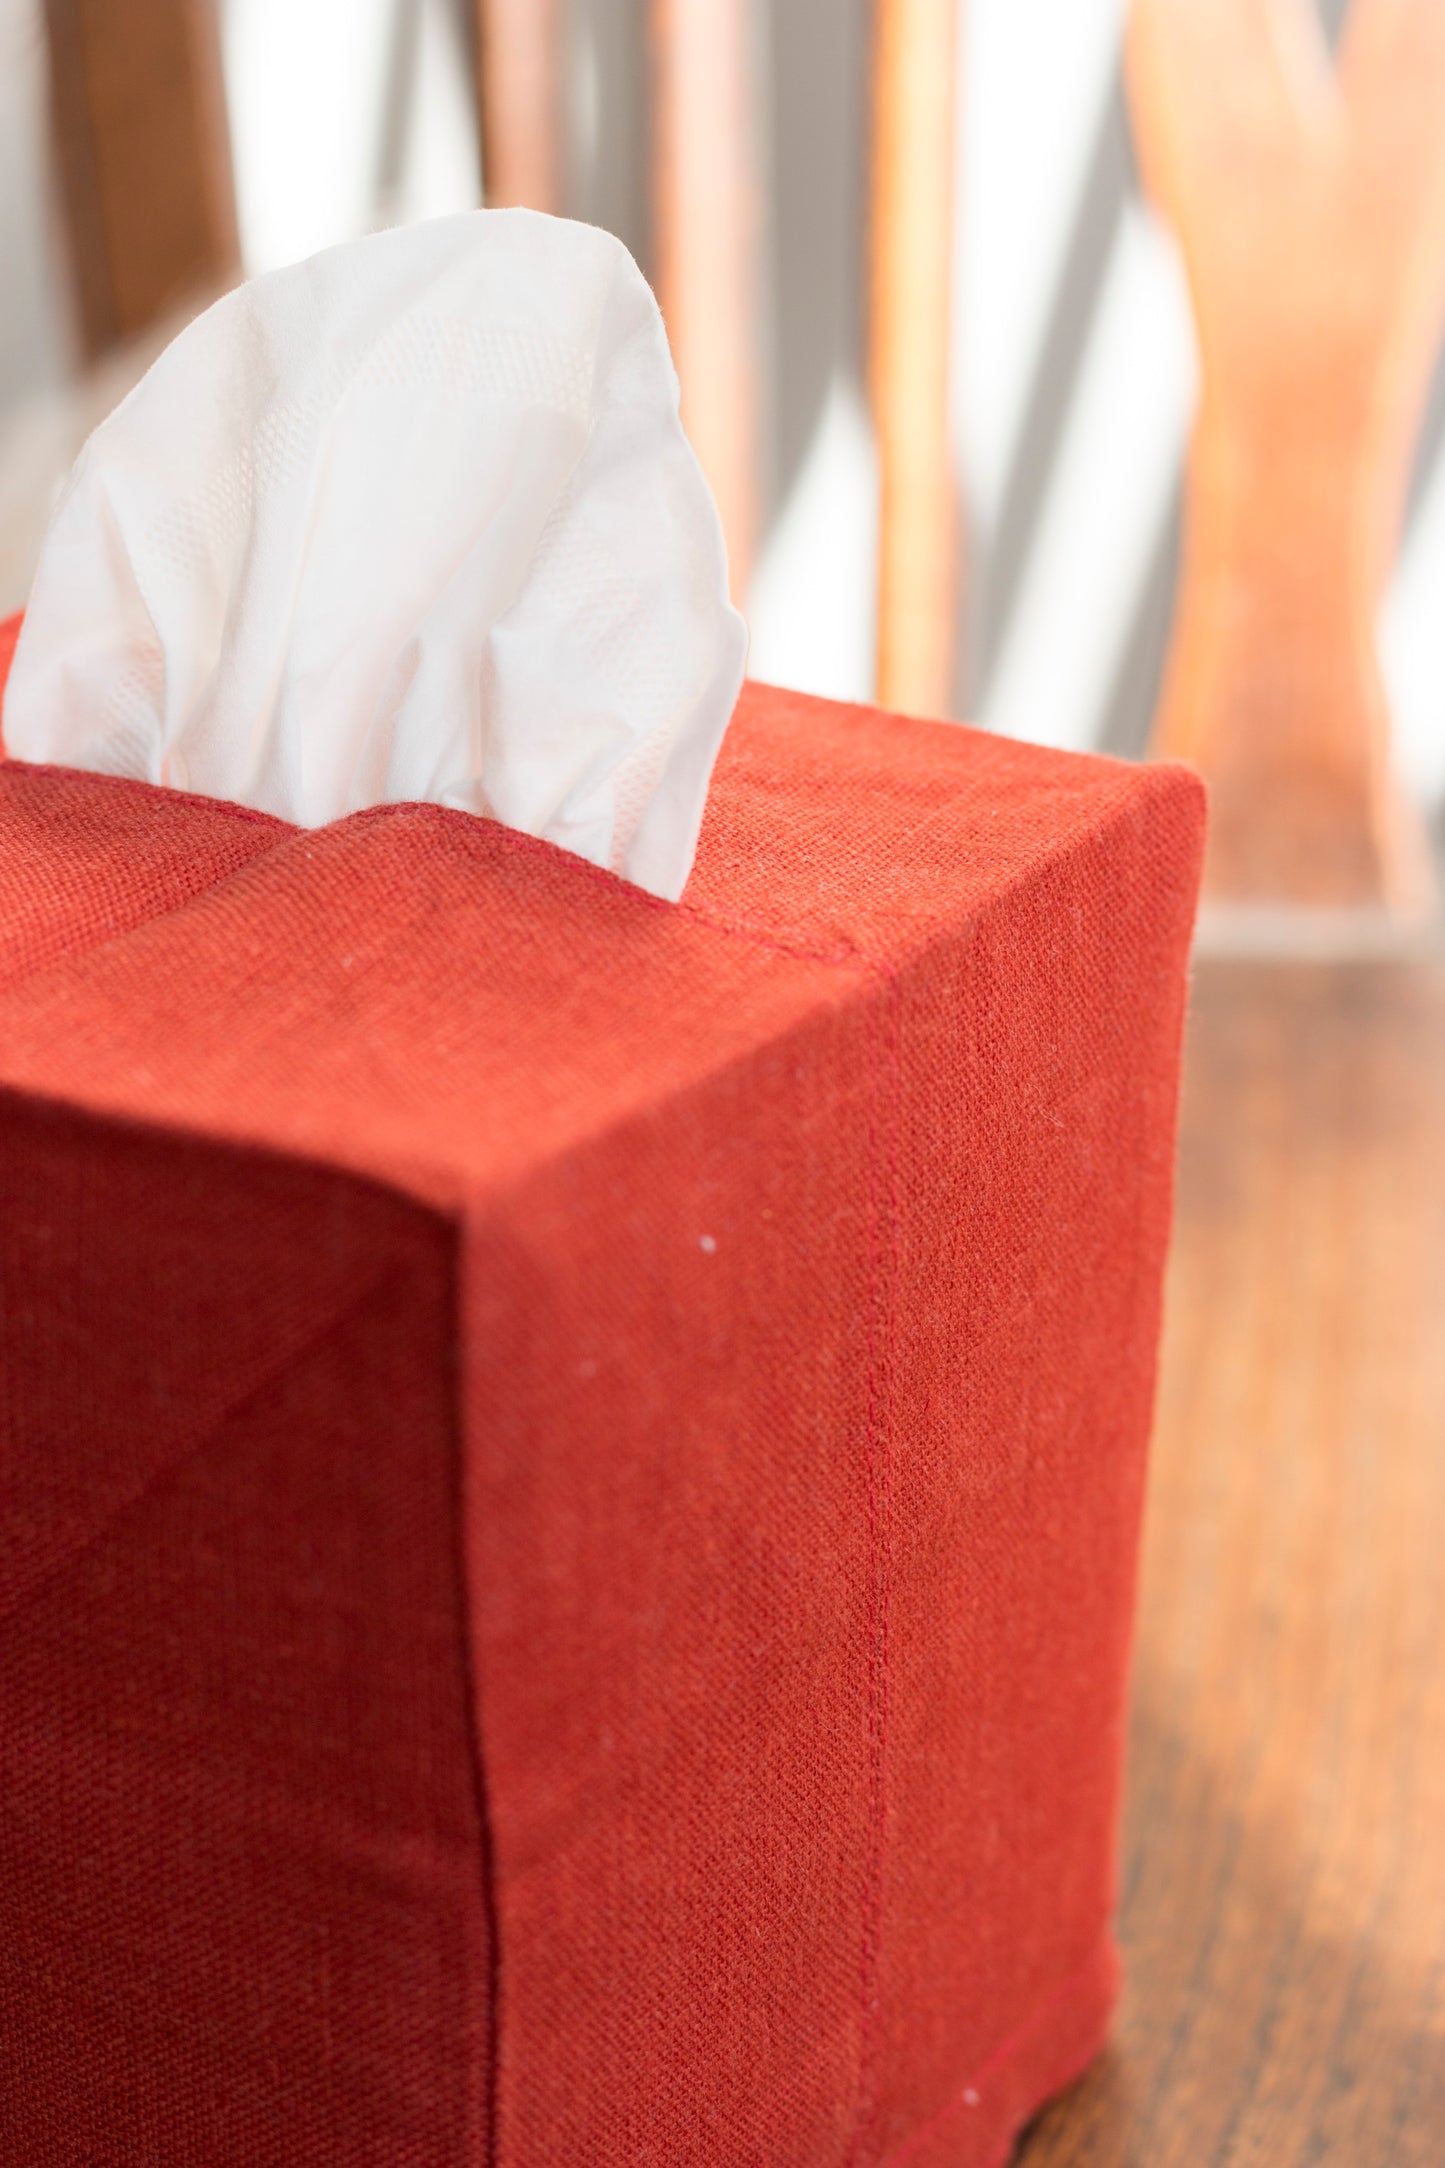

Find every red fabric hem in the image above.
[881,1934,1120,2168]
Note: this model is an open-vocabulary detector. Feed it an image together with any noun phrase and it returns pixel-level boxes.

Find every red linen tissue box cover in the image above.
[0,611,1204,2168]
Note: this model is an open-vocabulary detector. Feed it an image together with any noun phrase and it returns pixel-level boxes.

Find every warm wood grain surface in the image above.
[475,0,562,213]
[42,0,237,356]
[1127,0,1445,915]
[650,0,762,600]
[1018,955,1445,2165]
[868,0,959,720]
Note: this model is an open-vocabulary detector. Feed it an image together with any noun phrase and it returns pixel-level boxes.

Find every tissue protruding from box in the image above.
[2,211,746,901]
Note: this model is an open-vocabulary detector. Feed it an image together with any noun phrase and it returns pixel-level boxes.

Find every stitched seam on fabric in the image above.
[877,1937,1114,2168]
[378,796,910,2154]
[2,772,1187,1005]
[346,777,1195,984]
[2,861,280,997]
[852,957,901,2164]
[441,1238,501,2168]
[0,1260,400,1631]
[0,769,295,996]
[346,801,868,971]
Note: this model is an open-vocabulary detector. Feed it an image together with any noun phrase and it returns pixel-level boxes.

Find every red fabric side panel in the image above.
[0,1103,490,2166]
[460,770,1204,2164]
[0,1094,429,1618]
[870,771,1203,2155]
[466,975,881,2164]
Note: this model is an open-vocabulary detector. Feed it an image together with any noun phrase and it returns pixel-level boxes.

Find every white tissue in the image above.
[3,211,747,900]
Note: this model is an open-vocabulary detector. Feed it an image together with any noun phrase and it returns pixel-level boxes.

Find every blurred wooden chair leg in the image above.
[475,0,562,212]
[1127,0,1445,918]
[650,0,761,599]
[44,0,238,356]
[868,0,959,719]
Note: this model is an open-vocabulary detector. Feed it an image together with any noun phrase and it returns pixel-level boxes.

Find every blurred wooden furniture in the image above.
[476,0,960,681]
[43,0,237,355]
[650,0,761,597]
[868,0,959,718]
[1017,952,1445,2165]
[475,0,562,213]
[1128,0,1445,914]
[472,0,762,598]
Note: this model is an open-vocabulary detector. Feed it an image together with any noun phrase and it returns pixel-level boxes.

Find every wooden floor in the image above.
[1020,955,1445,2166]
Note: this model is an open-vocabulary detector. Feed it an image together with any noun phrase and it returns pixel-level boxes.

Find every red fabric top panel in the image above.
[0,615,1203,1210]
